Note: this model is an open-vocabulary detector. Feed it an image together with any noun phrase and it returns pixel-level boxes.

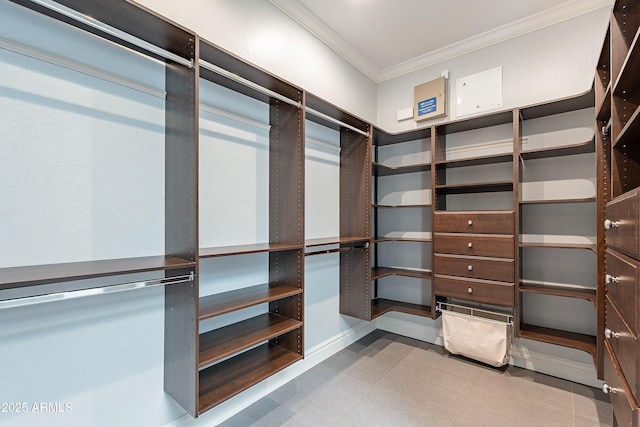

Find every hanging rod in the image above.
[27,0,194,69]
[200,102,271,131]
[305,106,369,137]
[436,301,513,324]
[602,118,612,137]
[0,36,167,99]
[306,137,341,153]
[199,59,301,109]
[305,243,369,256]
[0,272,194,310]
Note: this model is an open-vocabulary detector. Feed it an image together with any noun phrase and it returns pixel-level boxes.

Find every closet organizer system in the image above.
[0,0,602,418]
[596,1,640,425]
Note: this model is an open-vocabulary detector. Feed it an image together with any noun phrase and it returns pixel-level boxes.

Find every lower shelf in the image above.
[372,267,432,280]
[519,323,596,363]
[371,298,432,319]
[198,342,302,414]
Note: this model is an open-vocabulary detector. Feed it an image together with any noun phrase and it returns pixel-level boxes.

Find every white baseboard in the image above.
[377,313,602,389]
[164,321,377,427]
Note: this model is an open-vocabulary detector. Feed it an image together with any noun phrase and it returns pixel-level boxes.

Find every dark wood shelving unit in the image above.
[520,323,597,363]
[373,162,430,176]
[519,139,595,160]
[199,313,302,368]
[198,343,302,414]
[435,180,513,194]
[371,298,432,319]
[199,243,304,258]
[372,267,432,281]
[199,284,303,321]
[519,282,596,307]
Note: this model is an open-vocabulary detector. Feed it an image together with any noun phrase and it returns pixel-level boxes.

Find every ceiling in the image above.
[269,0,612,83]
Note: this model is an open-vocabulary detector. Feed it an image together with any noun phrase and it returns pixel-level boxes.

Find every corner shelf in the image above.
[371,298,432,319]
[372,267,433,281]
[519,281,596,308]
[373,162,431,176]
[519,323,597,363]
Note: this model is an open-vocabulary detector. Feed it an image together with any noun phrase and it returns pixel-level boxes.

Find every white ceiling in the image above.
[269,0,613,82]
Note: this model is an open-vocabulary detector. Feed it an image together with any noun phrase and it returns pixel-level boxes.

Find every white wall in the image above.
[137,0,377,124]
[376,6,611,133]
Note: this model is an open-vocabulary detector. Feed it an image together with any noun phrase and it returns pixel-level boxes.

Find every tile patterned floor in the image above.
[219,331,612,426]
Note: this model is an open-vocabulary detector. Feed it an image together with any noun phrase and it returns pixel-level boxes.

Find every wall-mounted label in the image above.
[417,97,437,117]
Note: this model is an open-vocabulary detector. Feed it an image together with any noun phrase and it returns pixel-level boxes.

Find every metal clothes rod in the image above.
[28,0,194,69]
[199,59,301,109]
[305,106,369,137]
[199,102,271,131]
[0,36,167,99]
[0,273,194,310]
[436,301,513,324]
[306,137,341,153]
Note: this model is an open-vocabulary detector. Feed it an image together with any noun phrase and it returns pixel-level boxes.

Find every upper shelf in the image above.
[519,90,594,120]
[435,181,513,195]
[435,153,513,168]
[0,256,195,291]
[373,162,431,176]
[519,139,595,160]
[612,25,640,97]
[199,243,303,258]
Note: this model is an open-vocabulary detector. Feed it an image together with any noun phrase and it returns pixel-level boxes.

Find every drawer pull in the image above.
[467,265,473,271]
[605,274,619,285]
[468,242,473,249]
[604,328,620,339]
[467,220,473,226]
[604,219,619,230]
[467,287,473,294]
[602,383,618,395]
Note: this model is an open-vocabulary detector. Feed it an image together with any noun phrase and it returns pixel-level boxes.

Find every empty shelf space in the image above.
[198,343,302,414]
[372,267,432,280]
[519,282,596,307]
[435,153,513,168]
[613,104,640,150]
[199,284,302,320]
[0,256,195,290]
[305,236,370,247]
[371,298,432,319]
[199,313,302,368]
[199,243,303,258]
[519,197,596,205]
[519,139,595,160]
[519,323,596,362]
[613,26,640,96]
[373,162,431,176]
[435,181,513,194]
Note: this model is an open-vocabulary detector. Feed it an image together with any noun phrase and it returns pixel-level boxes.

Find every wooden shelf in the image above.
[0,256,195,290]
[305,236,370,247]
[519,241,596,252]
[373,203,431,208]
[437,110,513,134]
[597,81,611,121]
[372,236,432,243]
[520,90,594,120]
[520,282,596,307]
[435,180,513,195]
[372,267,432,280]
[199,243,303,258]
[435,153,513,168]
[613,104,640,151]
[199,284,302,321]
[199,313,302,368]
[519,323,596,362]
[371,298,432,319]
[373,162,430,176]
[613,25,640,97]
[519,139,595,160]
[198,343,302,414]
[519,197,596,205]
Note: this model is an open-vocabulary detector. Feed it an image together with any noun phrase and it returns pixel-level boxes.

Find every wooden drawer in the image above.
[606,297,639,402]
[433,274,514,307]
[606,190,640,259]
[433,211,514,234]
[433,254,514,283]
[434,233,514,258]
[604,340,640,427]
[607,249,639,337]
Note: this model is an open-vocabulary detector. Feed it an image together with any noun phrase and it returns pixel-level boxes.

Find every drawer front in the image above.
[433,274,514,307]
[434,254,514,283]
[606,297,638,402]
[434,233,514,258]
[607,249,639,336]
[433,211,515,234]
[606,191,640,259]
[604,341,639,427]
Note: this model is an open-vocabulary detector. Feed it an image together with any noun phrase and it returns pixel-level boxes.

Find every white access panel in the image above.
[456,66,503,117]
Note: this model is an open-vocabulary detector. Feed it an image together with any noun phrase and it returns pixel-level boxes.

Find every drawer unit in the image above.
[604,340,640,427]
[433,274,514,307]
[433,233,514,258]
[606,189,640,259]
[433,211,515,234]
[434,254,514,283]
[607,249,639,336]
[607,297,639,401]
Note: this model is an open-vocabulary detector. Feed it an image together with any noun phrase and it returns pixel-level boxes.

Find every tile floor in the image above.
[219,330,612,426]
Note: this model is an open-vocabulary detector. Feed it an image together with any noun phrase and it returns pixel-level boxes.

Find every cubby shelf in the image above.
[519,323,597,363]
[371,298,432,319]
[198,343,302,414]
[199,313,302,368]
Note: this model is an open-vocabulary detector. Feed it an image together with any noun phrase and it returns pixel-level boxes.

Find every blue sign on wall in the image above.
[417,97,437,116]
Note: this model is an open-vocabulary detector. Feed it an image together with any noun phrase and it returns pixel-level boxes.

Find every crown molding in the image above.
[269,0,613,83]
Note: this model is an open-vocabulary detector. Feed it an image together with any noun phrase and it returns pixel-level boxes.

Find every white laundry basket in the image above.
[441,304,512,367]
